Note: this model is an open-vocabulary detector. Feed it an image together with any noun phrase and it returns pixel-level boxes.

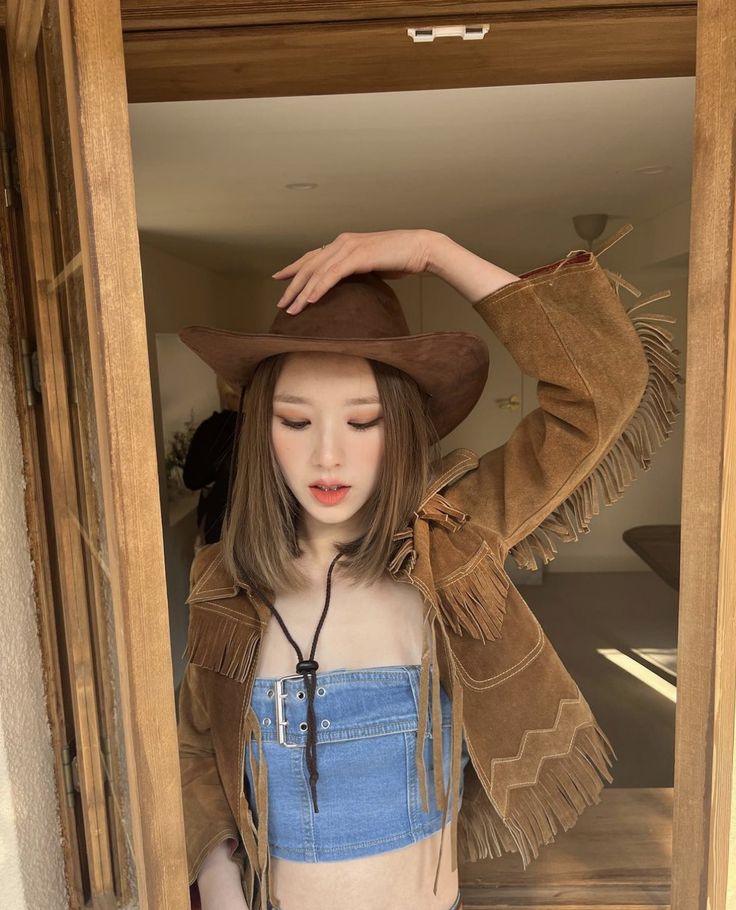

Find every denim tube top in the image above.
[244,664,471,863]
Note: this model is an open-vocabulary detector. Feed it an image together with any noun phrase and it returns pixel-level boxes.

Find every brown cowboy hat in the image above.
[178,272,489,439]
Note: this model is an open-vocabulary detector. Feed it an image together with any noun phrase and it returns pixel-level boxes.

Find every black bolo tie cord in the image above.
[248,550,342,814]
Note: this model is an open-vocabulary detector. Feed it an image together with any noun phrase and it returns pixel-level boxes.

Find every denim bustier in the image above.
[243,664,470,862]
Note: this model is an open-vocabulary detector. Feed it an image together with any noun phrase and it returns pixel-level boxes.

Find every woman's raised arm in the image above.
[429,228,681,570]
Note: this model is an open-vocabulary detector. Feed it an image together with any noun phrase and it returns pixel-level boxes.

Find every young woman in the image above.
[177,228,682,910]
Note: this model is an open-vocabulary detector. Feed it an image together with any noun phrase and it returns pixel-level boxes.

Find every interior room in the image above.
[128,75,690,896]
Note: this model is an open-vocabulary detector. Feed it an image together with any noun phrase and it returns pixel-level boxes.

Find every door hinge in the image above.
[62,740,80,808]
[0,129,21,208]
[20,337,41,406]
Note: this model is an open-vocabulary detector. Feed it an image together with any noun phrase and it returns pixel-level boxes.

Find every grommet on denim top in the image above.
[244,664,470,863]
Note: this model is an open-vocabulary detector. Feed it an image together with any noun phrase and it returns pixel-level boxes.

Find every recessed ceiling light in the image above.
[285,182,318,190]
[632,165,672,176]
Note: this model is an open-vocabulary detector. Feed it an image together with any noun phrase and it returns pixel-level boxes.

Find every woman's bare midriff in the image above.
[252,569,460,910]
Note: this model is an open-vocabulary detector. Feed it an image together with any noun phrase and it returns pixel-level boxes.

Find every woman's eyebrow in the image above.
[273,394,380,406]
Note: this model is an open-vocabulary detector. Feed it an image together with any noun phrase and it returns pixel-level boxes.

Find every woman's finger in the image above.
[271,247,319,279]
[281,240,377,314]
[275,243,350,310]
[274,259,324,308]
[274,243,342,307]
[283,261,348,314]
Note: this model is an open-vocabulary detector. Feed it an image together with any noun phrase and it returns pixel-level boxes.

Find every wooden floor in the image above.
[459,787,672,909]
[458,571,677,908]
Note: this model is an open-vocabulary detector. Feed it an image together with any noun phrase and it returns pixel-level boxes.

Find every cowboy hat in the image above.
[179,272,489,439]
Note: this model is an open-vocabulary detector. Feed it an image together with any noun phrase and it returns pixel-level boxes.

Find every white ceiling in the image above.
[128,77,695,278]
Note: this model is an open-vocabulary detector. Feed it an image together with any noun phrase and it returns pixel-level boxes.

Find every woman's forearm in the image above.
[424,230,521,304]
[197,840,248,910]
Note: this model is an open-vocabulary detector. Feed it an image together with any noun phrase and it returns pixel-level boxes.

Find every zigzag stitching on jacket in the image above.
[457,705,605,866]
[447,613,544,691]
[498,716,615,865]
[509,258,682,572]
[488,693,586,793]
[459,688,614,867]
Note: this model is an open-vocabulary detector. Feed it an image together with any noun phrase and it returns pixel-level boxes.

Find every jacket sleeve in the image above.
[447,231,682,571]
[177,550,247,901]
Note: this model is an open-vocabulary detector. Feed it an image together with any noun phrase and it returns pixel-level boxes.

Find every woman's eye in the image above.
[278,418,382,431]
[350,419,382,432]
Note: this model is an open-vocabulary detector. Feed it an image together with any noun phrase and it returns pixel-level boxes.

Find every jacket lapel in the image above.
[388,447,512,643]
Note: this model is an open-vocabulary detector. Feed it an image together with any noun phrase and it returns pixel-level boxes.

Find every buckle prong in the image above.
[275,674,303,748]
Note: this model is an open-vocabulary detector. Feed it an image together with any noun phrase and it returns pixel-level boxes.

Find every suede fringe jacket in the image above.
[177,223,683,910]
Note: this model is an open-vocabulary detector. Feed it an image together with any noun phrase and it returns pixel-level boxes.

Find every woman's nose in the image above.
[312,432,345,466]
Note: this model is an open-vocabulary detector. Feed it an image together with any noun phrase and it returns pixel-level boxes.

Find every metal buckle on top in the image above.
[275,673,304,747]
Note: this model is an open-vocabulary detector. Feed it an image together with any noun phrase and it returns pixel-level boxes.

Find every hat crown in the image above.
[268,273,411,340]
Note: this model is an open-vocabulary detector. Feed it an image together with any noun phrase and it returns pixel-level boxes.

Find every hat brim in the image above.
[178,326,489,440]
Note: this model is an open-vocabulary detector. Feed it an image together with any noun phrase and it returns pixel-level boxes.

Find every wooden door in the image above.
[2,1,188,907]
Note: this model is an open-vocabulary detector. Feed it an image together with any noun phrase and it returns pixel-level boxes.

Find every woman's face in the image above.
[271,352,385,539]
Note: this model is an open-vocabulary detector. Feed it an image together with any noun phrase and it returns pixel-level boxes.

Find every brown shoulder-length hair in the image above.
[221,352,443,596]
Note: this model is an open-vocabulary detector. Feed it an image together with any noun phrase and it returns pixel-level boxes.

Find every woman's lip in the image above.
[309,485,351,505]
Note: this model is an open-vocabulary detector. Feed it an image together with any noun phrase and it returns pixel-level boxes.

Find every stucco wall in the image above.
[0,261,68,906]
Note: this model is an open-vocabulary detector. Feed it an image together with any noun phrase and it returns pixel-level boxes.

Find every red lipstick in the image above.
[309,483,350,506]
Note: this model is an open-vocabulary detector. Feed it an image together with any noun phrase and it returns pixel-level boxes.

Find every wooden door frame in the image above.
[3,1,188,907]
[1,1,734,908]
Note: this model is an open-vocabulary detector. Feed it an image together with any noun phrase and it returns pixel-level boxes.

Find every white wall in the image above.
[140,240,253,690]
[0,258,68,908]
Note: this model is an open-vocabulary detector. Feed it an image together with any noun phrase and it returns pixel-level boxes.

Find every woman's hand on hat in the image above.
[271,229,436,315]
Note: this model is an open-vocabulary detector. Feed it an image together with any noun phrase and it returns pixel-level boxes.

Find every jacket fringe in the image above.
[435,540,511,643]
[457,793,518,861]
[181,603,259,684]
[423,609,467,897]
[458,720,616,870]
[509,262,683,572]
